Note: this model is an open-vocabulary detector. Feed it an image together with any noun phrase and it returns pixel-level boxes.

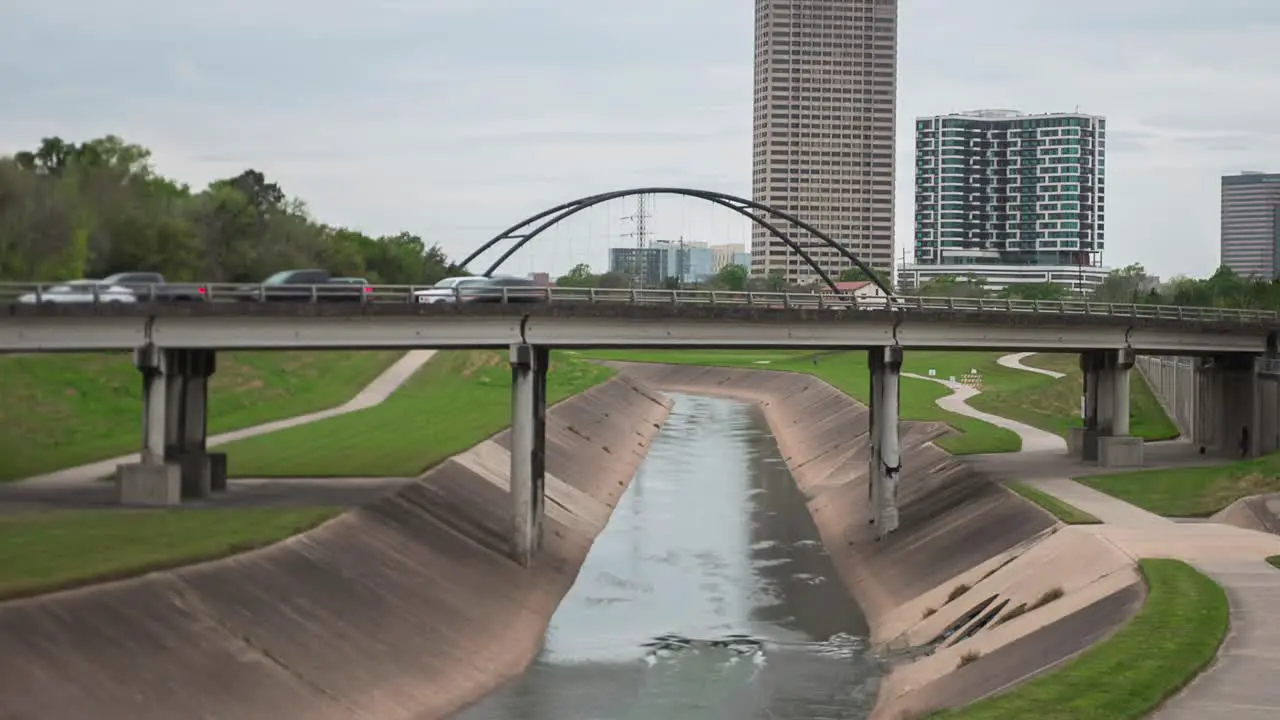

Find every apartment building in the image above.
[905,109,1107,292]
[751,0,898,283]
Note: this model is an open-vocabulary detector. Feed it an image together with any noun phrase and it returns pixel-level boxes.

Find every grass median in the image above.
[220,350,614,477]
[0,350,403,481]
[0,507,342,601]
[930,558,1228,720]
[1006,482,1101,524]
[1079,452,1280,516]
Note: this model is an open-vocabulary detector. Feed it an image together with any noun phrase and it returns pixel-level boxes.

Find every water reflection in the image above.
[455,394,880,719]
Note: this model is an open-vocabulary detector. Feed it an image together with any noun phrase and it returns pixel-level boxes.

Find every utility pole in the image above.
[621,194,653,287]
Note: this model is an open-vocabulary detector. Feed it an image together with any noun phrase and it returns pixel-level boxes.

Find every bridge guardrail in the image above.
[0,282,1275,324]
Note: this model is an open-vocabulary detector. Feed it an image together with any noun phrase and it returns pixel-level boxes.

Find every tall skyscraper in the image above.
[905,109,1108,293]
[751,0,898,284]
[1221,172,1280,279]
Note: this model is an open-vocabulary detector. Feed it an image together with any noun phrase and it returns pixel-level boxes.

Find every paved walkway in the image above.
[17,350,436,488]
[996,351,1066,379]
[979,352,1280,718]
[903,370,1066,452]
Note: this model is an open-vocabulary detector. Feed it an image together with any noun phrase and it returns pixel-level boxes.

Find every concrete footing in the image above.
[115,462,182,506]
[1066,428,1100,462]
[1097,435,1144,467]
[172,452,213,499]
[209,453,228,492]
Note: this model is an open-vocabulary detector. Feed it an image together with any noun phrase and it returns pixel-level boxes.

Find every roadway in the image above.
[2,287,1276,354]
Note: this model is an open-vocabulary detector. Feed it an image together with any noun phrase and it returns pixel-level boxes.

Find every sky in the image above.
[2,0,1279,279]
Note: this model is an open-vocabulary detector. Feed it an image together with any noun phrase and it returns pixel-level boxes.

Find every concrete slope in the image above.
[0,375,673,720]
[1211,492,1280,535]
[20,350,437,487]
[608,362,1138,719]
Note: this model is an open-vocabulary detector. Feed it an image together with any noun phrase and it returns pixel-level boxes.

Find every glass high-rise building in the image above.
[1221,172,1280,279]
[908,109,1107,291]
[751,0,898,283]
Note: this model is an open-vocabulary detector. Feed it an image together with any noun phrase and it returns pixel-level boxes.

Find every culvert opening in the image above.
[947,598,1010,647]
[927,593,999,648]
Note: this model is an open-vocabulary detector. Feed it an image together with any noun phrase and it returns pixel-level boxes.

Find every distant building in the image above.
[832,280,888,300]
[608,247,669,287]
[897,263,1109,295]
[709,243,746,272]
[527,272,552,286]
[1221,171,1280,279]
[908,109,1107,293]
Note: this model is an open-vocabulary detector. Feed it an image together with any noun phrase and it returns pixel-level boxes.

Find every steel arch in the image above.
[453,187,892,296]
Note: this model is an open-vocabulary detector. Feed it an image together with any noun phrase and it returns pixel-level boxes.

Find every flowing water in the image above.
[457,393,882,719]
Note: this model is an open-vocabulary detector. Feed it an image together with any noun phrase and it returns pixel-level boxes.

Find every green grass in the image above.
[930,558,1228,720]
[1006,482,1102,524]
[220,350,615,477]
[0,351,404,481]
[0,507,342,600]
[968,353,1179,442]
[1079,452,1280,517]
[579,349,1021,454]
[1268,556,1279,569]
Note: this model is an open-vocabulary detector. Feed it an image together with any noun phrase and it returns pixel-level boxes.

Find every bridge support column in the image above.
[1096,348,1144,467]
[115,346,182,505]
[868,346,902,539]
[165,350,222,498]
[509,343,548,567]
[1196,354,1262,458]
[1069,352,1104,461]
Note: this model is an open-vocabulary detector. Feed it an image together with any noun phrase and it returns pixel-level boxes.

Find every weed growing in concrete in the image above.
[957,649,982,668]
[946,583,972,604]
[1029,586,1065,611]
[922,607,937,619]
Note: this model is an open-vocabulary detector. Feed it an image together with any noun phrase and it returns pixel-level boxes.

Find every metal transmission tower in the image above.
[620,193,655,287]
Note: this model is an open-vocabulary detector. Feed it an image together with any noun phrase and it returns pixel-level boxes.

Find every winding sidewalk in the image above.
[996,351,1066,379]
[18,350,437,488]
[978,353,1280,718]
[902,371,1066,453]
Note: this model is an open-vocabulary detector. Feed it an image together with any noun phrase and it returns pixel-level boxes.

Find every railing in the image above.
[0,281,1276,323]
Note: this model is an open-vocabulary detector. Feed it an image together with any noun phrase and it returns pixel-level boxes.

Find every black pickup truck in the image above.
[102,272,209,301]
[241,269,372,302]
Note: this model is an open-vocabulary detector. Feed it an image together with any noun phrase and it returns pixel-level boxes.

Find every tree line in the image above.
[0,135,456,284]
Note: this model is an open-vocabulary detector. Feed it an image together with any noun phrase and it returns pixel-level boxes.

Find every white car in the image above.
[18,280,138,304]
[413,277,492,304]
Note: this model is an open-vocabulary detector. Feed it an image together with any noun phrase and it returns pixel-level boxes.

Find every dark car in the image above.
[100,272,208,301]
[245,269,371,302]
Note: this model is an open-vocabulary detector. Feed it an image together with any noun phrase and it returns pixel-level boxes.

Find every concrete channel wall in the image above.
[1138,354,1280,455]
[612,361,1145,719]
[0,375,673,720]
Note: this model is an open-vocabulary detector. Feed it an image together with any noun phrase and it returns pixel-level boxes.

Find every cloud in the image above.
[1,0,1278,278]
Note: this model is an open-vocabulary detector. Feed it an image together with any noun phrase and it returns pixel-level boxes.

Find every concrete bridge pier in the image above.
[1071,349,1143,467]
[1192,354,1264,458]
[165,349,224,498]
[867,346,903,539]
[509,343,549,566]
[116,346,182,505]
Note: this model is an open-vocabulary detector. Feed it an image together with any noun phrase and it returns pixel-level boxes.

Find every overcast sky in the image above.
[2,0,1278,279]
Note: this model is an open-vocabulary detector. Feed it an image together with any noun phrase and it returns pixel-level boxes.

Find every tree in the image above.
[712,263,748,291]
[837,265,891,289]
[765,269,787,292]
[556,263,598,288]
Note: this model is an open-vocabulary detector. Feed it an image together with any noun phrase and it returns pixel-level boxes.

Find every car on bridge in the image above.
[237,269,372,302]
[16,279,139,304]
[414,276,548,304]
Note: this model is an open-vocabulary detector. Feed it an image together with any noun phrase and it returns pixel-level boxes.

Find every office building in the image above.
[709,243,747,272]
[608,247,669,287]
[751,0,898,284]
[1221,172,1280,279]
[905,109,1107,293]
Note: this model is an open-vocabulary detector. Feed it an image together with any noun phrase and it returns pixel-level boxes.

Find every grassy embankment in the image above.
[931,559,1228,720]
[1006,482,1101,524]
[0,350,613,597]
[0,350,403,481]
[577,349,1175,455]
[220,350,614,477]
[1269,556,1279,569]
[0,507,341,601]
[972,353,1178,442]
[1080,451,1280,517]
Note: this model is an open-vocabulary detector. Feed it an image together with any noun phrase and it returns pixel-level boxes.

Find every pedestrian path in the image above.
[997,351,1066,379]
[978,352,1280,719]
[902,370,1066,452]
[18,350,436,488]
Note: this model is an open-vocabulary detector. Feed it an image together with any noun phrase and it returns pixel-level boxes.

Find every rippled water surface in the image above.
[457,393,881,719]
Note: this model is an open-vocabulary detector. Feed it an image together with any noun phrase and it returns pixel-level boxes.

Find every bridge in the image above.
[3,187,1278,566]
